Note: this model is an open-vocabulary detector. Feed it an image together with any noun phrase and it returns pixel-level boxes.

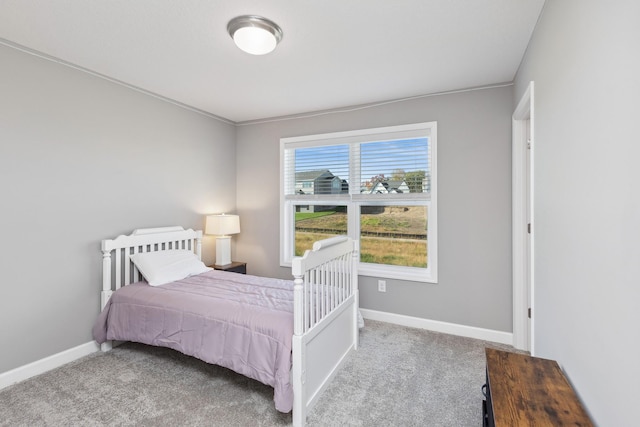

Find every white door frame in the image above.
[512,81,534,353]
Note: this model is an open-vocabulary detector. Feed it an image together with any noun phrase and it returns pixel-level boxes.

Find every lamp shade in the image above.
[205,214,240,236]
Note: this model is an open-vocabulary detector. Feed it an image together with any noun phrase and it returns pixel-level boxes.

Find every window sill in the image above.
[359,263,436,283]
[282,260,436,284]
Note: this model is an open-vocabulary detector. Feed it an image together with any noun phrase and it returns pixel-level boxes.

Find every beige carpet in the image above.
[0,320,516,426]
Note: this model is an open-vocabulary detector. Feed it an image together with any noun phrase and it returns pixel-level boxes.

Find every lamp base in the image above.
[215,236,232,266]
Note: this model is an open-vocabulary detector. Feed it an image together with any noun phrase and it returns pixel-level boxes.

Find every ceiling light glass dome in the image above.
[227,15,283,55]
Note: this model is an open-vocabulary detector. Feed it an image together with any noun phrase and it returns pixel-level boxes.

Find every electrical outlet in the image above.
[378,280,386,292]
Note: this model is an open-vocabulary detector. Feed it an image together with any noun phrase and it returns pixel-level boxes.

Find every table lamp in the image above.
[205,214,240,266]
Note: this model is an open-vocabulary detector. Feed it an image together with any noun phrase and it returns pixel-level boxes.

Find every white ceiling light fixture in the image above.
[227,15,283,55]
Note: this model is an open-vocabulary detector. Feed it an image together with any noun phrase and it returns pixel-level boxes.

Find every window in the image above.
[280,122,437,283]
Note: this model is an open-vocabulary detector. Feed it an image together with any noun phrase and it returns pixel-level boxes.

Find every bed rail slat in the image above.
[114,248,122,290]
[132,245,140,283]
[124,247,131,285]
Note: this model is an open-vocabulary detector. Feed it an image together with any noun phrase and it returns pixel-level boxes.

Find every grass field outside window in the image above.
[295,206,427,267]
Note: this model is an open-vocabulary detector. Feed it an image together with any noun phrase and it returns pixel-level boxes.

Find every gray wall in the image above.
[0,44,236,373]
[514,1,640,425]
[236,86,514,333]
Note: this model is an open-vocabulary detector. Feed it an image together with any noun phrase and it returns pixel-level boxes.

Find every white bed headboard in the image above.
[100,226,203,309]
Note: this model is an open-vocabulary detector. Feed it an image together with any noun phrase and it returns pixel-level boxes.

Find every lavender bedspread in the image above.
[92,270,295,412]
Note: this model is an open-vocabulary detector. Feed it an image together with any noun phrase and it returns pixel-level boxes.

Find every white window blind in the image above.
[358,137,430,196]
[284,144,349,196]
[284,125,432,201]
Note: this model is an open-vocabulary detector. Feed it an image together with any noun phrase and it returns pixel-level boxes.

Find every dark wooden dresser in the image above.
[483,348,593,426]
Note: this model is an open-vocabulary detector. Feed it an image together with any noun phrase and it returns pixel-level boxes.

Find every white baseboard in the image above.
[0,341,100,390]
[360,309,513,345]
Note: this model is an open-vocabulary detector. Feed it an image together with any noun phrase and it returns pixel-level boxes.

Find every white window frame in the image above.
[279,122,437,283]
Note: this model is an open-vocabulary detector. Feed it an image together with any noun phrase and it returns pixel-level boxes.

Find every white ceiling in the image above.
[0,0,545,123]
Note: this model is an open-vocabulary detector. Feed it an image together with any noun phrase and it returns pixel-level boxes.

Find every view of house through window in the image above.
[281,122,437,282]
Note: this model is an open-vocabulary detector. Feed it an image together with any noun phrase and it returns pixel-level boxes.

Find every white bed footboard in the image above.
[291,236,359,427]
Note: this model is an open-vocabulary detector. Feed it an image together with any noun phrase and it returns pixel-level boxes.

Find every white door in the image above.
[512,82,534,353]
[525,118,532,351]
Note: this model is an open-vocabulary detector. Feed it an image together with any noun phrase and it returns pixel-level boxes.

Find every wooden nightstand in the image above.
[211,261,247,274]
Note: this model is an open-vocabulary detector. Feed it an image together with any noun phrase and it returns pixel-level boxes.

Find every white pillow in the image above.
[129,250,212,286]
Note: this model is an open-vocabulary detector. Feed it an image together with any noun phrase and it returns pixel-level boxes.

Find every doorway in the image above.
[512,82,534,353]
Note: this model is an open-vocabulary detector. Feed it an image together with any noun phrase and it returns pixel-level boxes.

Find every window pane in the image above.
[292,145,349,195]
[360,138,430,194]
[294,205,347,256]
[360,205,427,267]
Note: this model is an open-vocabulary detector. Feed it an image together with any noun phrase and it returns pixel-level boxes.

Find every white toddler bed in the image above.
[96,226,359,426]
